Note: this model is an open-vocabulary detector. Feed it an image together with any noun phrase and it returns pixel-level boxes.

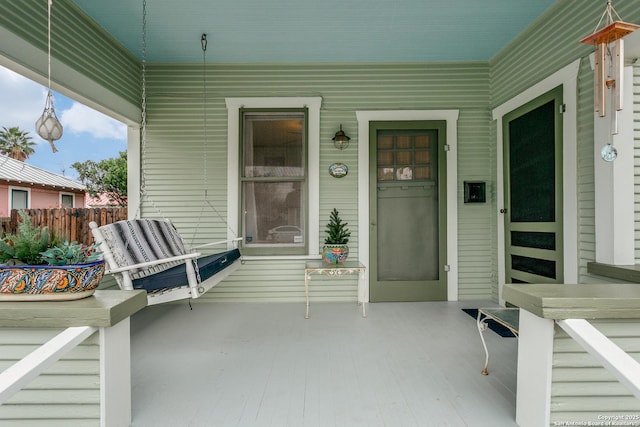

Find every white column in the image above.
[594,66,635,265]
[516,309,554,427]
[127,126,141,220]
[100,318,131,427]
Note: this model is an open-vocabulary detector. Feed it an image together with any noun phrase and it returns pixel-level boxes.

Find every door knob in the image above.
[499,208,507,214]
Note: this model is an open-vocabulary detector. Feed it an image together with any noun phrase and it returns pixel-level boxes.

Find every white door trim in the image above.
[356,110,459,301]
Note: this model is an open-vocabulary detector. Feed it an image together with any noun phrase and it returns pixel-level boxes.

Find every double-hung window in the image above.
[226,97,321,258]
[241,110,307,255]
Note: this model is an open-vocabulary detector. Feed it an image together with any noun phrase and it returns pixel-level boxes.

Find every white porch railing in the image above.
[0,290,145,427]
[0,326,97,404]
[504,282,640,427]
[557,318,640,400]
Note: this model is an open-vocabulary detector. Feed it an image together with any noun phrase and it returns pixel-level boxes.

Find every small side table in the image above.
[304,261,367,319]
[476,307,519,375]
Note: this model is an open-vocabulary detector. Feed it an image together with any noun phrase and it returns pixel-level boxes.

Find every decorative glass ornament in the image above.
[35,91,63,153]
[36,0,63,153]
[601,144,617,162]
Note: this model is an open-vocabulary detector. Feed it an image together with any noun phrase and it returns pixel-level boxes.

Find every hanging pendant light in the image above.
[35,0,63,153]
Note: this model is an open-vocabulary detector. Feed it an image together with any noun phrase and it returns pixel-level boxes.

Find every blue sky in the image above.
[0,66,127,181]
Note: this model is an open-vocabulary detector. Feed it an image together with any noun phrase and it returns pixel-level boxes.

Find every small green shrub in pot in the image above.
[322,208,351,264]
[40,240,102,266]
[0,211,52,265]
[0,210,105,301]
[0,211,101,266]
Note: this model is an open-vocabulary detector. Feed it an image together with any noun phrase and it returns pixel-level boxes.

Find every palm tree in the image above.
[0,126,36,161]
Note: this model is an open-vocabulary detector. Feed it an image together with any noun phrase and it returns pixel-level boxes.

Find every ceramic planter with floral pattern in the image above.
[0,260,105,301]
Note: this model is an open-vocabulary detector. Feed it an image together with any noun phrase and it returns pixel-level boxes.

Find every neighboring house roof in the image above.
[0,155,85,192]
[85,193,120,207]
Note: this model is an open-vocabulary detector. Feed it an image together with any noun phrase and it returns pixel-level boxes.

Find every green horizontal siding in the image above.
[490,0,640,287]
[0,6,492,302]
[143,62,491,302]
[490,0,617,108]
[0,329,100,426]
[576,58,596,280]
[635,65,640,262]
[458,108,494,300]
[0,0,140,118]
[551,321,640,424]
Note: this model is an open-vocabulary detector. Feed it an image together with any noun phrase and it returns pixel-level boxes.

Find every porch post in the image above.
[100,317,132,427]
[515,309,554,427]
[0,290,146,426]
[127,126,141,220]
[593,65,635,265]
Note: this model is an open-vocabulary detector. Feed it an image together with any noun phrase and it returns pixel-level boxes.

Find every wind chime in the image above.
[35,0,63,153]
[580,1,638,161]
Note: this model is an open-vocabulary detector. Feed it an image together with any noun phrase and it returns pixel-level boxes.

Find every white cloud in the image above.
[0,67,45,135]
[0,65,125,174]
[60,102,127,140]
[0,66,127,143]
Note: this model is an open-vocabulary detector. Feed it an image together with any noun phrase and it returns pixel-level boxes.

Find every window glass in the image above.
[241,111,306,253]
[376,129,435,182]
[11,189,28,210]
[61,194,74,208]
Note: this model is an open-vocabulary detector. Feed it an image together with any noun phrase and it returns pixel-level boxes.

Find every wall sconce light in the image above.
[332,124,351,150]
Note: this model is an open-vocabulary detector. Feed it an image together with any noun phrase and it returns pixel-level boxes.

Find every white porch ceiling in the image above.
[70,0,558,63]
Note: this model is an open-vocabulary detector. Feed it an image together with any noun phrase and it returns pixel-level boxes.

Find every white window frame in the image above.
[8,186,30,211]
[226,97,321,259]
[60,192,75,208]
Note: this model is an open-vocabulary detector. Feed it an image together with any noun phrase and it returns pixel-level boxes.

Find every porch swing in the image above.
[90,218,242,305]
[90,4,242,305]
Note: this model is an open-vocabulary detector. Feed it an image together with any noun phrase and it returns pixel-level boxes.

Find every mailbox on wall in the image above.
[464,181,486,203]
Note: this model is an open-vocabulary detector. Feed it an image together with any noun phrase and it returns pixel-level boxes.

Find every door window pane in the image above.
[377,151,393,166]
[376,130,434,181]
[377,167,394,181]
[396,151,411,165]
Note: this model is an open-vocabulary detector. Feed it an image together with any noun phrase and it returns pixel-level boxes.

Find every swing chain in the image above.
[136,0,167,221]
[192,33,209,244]
[137,7,239,245]
[137,0,148,219]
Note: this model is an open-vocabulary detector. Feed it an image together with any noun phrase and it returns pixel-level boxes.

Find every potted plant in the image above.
[0,211,104,301]
[322,208,351,264]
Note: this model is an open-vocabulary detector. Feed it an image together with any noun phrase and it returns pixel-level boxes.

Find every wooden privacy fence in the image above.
[0,208,128,246]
